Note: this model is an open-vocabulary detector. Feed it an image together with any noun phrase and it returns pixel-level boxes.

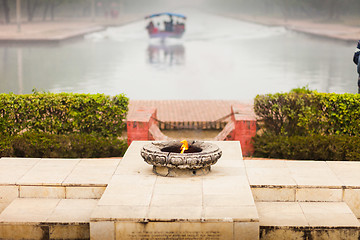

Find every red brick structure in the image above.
[127,107,168,146]
[127,105,257,156]
[215,105,257,157]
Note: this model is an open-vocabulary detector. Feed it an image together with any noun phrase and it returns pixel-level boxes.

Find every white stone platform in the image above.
[245,160,360,218]
[257,202,360,239]
[2,142,360,239]
[0,198,98,240]
[90,141,259,240]
[0,158,120,214]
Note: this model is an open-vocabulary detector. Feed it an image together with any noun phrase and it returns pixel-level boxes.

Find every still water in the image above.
[0,11,357,101]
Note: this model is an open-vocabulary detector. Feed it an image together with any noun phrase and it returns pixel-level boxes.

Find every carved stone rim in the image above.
[140,140,222,170]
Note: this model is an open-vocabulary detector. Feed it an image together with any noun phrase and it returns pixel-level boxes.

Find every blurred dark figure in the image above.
[353,41,360,93]
[164,15,174,32]
[96,1,103,17]
[110,2,118,18]
[174,21,185,34]
[146,21,155,34]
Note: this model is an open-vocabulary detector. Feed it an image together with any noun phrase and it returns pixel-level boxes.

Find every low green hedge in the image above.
[0,132,128,158]
[253,134,360,161]
[0,92,129,137]
[254,89,360,136]
[253,88,360,160]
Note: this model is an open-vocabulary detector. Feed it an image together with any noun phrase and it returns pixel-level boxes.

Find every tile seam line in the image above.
[45,198,62,223]
[201,175,205,222]
[298,202,311,227]
[146,175,158,221]
[284,160,302,191]
[62,159,82,197]
[110,158,123,179]
[325,161,346,188]
[14,158,41,185]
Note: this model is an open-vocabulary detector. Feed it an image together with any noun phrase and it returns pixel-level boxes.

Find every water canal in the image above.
[0,10,357,101]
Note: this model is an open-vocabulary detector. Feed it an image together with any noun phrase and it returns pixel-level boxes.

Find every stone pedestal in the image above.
[90,141,259,240]
[141,140,222,177]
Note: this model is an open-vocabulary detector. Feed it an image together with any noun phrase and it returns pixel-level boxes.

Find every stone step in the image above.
[0,198,98,240]
[257,202,360,240]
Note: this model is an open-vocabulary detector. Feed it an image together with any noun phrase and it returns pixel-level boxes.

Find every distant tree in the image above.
[43,0,62,21]
[26,0,41,22]
[1,0,10,24]
[81,0,90,17]
[327,0,340,19]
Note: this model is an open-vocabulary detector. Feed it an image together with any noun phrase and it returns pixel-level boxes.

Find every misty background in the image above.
[1,0,360,24]
[0,0,359,100]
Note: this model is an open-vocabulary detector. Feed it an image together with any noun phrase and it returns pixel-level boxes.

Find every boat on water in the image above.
[145,12,186,39]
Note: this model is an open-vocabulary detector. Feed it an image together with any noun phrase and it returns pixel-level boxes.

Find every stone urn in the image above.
[140,140,222,177]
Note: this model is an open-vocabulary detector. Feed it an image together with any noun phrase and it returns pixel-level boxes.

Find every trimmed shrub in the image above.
[254,90,360,136]
[0,92,129,137]
[253,134,360,161]
[253,88,360,160]
[0,132,128,158]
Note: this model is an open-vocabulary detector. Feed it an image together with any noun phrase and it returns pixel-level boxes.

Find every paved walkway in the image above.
[0,22,102,42]
[0,15,140,43]
[227,14,360,42]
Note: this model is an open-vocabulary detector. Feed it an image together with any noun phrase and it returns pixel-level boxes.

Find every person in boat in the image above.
[181,22,185,32]
[164,15,174,32]
[174,21,184,33]
[174,21,180,33]
[146,21,155,34]
[353,40,360,93]
[153,23,159,34]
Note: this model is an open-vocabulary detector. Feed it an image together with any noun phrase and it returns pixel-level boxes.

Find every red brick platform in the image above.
[127,102,258,156]
[128,100,255,130]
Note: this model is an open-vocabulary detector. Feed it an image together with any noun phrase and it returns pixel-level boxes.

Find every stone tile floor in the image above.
[257,202,360,240]
[2,142,360,239]
[0,198,98,240]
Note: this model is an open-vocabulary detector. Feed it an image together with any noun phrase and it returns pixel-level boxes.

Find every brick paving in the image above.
[128,100,254,129]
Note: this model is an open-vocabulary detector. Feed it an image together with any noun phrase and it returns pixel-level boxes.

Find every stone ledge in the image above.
[4,146,360,239]
[0,198,98,240]
[257,202,360,240]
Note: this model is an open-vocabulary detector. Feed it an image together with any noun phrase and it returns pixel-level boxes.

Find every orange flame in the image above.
[180,139,188,154]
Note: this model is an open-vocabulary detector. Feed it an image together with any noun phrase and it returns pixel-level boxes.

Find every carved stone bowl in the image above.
[140,140,222,177]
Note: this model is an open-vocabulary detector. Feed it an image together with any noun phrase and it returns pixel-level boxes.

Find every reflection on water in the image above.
[17,48,23,94]
[0,10,358,100]
[147,43,185,66]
